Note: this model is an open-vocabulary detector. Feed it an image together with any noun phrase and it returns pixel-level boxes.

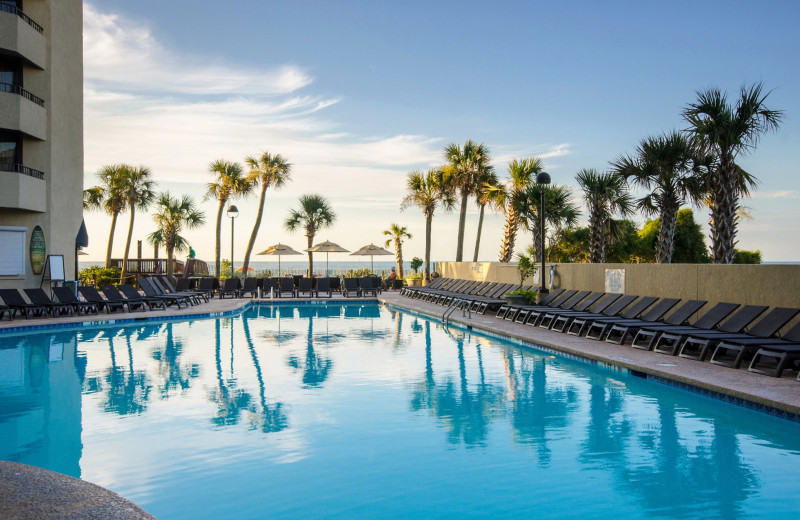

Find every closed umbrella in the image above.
[306,240,350,276]
[257,243,303,276]
[350,243,393,273]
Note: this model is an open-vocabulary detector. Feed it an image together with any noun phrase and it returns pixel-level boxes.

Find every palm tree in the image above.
[83,164,128,267]
[241,152,292,274]
[383,223,412,280]
[119,165,156,284]
[493,158,545,263]
[611,132,704,263]
[518,184,580,262]
[401,169,455,281]
[683,83,783,264]
[442,140,491,261]
[575,168,634,263]
[147,192,206,277]
[285,194,336,277]
[204,160,254,277]
[472,169,502,262]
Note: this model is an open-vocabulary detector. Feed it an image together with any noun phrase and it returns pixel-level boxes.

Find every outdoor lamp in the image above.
[228,205,239,276]
[536,172,551,294]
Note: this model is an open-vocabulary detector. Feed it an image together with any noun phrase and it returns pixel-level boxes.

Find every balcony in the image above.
[0,163,46,212]
[0,5,46,69]
[0,87,46,140]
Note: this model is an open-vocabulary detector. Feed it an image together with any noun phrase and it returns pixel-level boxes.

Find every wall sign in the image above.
[605,269,625,294]
[30,225,46,275]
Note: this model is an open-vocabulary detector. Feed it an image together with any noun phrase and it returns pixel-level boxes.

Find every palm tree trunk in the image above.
[713,157,738,264]
[656,206,678,264]
[167,244,175,278]
[120,204,135,284]
[105,211,119,268]
[589,212,605,263]
[455,189,469,262]
[306,232,314,277]
[473,203,485,262]
[242,184,267,274]
[530,218,542,262]
[498,206,518,263]
[215,199,225,277]
[424,212,433,282]
[395,238,404,280]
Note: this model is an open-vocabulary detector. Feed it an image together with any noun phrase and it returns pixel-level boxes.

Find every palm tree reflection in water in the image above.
[151,324,200,399]
[287,307,333,388]
[242,315,289,433]
[208,318,252,426]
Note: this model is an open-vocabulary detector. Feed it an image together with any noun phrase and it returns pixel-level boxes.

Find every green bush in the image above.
[733,249,762,264]
[79,266,122,287]
[504,288,538,303]
[410,256,423,273]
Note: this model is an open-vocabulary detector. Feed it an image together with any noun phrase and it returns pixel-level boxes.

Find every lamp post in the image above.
[536,171,551,294]
[227,205,239,277]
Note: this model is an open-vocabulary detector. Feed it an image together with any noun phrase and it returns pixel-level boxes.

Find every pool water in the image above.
[1,302,800,519]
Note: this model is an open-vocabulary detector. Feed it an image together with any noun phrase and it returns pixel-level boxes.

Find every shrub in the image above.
[79,266,122,287]
[733,249,762,264]
[410,257,423,273]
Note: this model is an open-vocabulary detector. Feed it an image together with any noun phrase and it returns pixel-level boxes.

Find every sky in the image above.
[80,0,800,265]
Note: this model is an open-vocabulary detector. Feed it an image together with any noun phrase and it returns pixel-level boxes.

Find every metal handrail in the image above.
[443,297,471,326]
[0,82,45,106]
[0,160,45,179]
[0,3,44,33]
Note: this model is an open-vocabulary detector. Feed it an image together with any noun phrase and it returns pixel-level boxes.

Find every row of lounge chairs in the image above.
[214,276,383,299]
[493,288,800,381]
[400,277,526,314]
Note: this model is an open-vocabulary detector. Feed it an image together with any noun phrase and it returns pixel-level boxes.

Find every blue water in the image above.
[1,303,800,519]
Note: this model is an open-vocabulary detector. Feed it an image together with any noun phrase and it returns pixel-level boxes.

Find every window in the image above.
[0,57,21,88]
[0,227,26,276]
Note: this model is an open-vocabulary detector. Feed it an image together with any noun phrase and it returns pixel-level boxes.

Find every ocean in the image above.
[80,260,418,277]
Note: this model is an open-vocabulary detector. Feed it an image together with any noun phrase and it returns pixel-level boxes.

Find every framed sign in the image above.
[43,255,65,282]
[30,225,46,275]
[605,268,625,294]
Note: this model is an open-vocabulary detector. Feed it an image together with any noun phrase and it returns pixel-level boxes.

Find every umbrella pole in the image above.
[278,257,281,276]
[371,255,374,273]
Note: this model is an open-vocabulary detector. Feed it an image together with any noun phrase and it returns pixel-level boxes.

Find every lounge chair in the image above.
[239,277,260,298]
[561,294,640,336]
[78,286,127,313]
[524,291,592,326]
[296,278,314,297]
[118,284,167,311]
[675,305,770,361]
[636,302,740,354]
[603,299,706,345]
[401,276,448,297]
[261,277,279,298]
[52,286,100,315]
[343,278,361,297]
[579,297,659,340]
[218,278,240,299]
[24,288,75,317]
[747,321,800,377]
[138,278,191,309]
[359,276,379,297]
[704,308,800,368]
[538,292,607,329]
[316,277,333,298]
[0,304,12,320]
[154,276,204,304]
[496,288,570,321]
[0,289,49,319]
[277,277,296,298]
[468,283,519,314]
[196,277,216,299]
[100,285,148,312]
[543,293,624,332]
[587,298,681,342]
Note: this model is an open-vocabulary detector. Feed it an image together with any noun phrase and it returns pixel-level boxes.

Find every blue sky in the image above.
[81,0,800,264]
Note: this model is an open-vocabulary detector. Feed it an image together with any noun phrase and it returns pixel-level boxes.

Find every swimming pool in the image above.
[1,302,799,518]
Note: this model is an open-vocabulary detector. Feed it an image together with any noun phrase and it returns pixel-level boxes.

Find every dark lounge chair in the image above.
[0,303,12,320]
[296,278,314,297]
[277,277,296,298]
[118,284,167,311]
[580,297,659,340]
[590,298,682,343]
[343,278,361,297]
[747,321,800,377]
[359,276,378,297]
[638,302,740,354]
[261,277,279,298]
[562,294,640,336]
[139,278,190,309]
[603,299,705,345]
[154,276,204,304]
[239,277,260,298]
[100,285,147,312]
[78,286,127,313]
[524,291,592,326]
[496,288,570,321]
[194,277,216,299]
[545,293,624,333]
[24,288,75,317]
[538,292,607,329]
[704,308,800,368]
[0,289,49,319]
[316,277,333,298]
[52,286,99,315]
[675,305,770,361]
[218,278,240,299]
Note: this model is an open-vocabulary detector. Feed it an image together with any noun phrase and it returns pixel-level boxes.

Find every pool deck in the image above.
[2,290,800,517]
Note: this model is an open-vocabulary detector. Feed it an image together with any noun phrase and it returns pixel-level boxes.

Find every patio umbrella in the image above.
[257,243,303,275]
[350,243,393,273]
[306,240,350,276]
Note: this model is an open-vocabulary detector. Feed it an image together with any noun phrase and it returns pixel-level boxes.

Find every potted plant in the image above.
[504,253,537,304]
[407,257,424,286]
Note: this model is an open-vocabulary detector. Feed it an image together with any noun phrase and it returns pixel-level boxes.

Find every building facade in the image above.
[0,0,83,288]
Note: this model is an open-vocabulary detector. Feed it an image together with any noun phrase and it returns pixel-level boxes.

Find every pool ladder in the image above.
[443,298,471,327]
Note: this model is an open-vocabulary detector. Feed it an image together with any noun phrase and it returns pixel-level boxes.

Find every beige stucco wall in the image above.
[0,91,47,140]
[439,262,800,310]
[0,0,83,289]
[0,171,46,212]
[0,9,47,68]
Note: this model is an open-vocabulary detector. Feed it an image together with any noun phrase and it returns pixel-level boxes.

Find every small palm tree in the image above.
[241,151,292,274]
[683,83,783,264]
[119,165,156,283]
[494,158,545,263]
[83,164,128,267]
[472,169,502,262]
[518,184,580,262]
[576,168,634,263]
[401,169,455,281]
[204,160,254,277]
[285,194,336,277]
[383,223,412,280]
[442,140,491,262]
[611,132,703,263]
[147,192,206,278]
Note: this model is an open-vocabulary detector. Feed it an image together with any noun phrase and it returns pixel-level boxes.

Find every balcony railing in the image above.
[0,3,44,34]
[0,82,45,106]
[0,160,45,179]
